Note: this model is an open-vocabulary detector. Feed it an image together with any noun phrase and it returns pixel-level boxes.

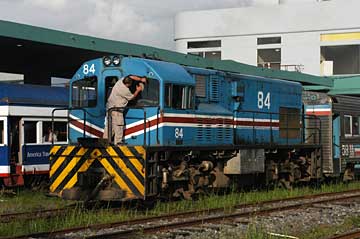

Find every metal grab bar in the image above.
[51,107,87,145]
[107,106,160,146]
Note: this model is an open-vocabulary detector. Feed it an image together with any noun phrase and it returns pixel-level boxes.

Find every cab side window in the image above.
[165,84,194,110]
[72,77,98,108]
[128,78,160,107]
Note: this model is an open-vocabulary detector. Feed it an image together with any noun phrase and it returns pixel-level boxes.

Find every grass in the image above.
[299,216,360,239]
[0,189,71,214]
[151,181,360,215]
[0,181,360,237]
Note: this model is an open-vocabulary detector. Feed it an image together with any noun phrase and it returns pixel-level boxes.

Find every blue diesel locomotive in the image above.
[49,56,322,201]
[0,83,68,187]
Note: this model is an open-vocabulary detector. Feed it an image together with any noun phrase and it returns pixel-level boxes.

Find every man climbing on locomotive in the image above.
[103,75,147,144]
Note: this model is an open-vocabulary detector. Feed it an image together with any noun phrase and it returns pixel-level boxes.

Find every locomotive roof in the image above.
[132,58,195,85]
[185,65,302,87]
[0,83,68,106]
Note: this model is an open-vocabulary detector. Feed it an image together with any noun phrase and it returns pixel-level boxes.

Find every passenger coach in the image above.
[0,83,68,187]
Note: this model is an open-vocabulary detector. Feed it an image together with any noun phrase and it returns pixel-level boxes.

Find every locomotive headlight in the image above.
[103,56,111,66]
[112,56,121,66]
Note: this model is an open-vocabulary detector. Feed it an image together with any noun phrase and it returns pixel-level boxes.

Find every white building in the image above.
[175,0,360,76]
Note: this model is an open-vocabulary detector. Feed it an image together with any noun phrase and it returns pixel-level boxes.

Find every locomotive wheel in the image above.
[278,176,293,190]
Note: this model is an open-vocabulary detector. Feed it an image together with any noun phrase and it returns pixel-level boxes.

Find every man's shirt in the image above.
[107,79,134,109]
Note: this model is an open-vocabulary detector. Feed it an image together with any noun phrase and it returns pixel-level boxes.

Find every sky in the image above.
[0,0,257,50]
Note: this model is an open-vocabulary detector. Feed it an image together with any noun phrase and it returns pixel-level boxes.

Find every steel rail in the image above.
[0,204,78,223]
[4,189,360,239]
[326,230,360,239]
[84,193,360,239]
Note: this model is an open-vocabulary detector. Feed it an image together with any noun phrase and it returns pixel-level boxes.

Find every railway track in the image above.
[326,230,360,239]
[1,188,356,224]
[0,205,77,223]
[4,189,360,239]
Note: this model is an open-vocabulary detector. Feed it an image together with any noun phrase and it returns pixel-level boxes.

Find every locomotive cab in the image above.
[68,56,195,146]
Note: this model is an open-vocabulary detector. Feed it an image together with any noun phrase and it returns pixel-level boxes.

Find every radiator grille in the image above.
[195,75,206,98]
[196,117,232,143]
[210,77,219,102]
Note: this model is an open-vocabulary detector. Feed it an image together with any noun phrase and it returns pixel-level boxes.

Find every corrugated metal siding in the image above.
[332,95,360,114]
[303,91,333,173]
[305,116,333,173]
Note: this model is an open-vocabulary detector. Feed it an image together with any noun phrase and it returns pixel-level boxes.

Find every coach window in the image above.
[24,121,37,144]
[165,84,194,109]
[72,76,97,108]
[353,117,359,136]
[42,122,67,143]
[0,120,3,144]
[344,115,352,137]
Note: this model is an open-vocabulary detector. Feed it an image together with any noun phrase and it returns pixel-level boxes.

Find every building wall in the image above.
[175,0,360,76]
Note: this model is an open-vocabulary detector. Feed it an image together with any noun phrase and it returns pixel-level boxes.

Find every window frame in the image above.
[71,76,98,108]
[0,117,7,146]
[164,84,195,110]
[352,116,360,136]
[344,115,353,137]
[257,37,282,45]
[41,121,68,144]
[187,40,221,49]
[130,77,160,107]
[344,115,360,137]
[20,118,69,146]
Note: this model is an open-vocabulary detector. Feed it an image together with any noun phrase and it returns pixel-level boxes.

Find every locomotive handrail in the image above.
[107,106,160,146]
[233,109,322,146]
[51,107,87,145]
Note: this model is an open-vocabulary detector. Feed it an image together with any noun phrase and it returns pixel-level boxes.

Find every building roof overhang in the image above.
[0,19,333,87]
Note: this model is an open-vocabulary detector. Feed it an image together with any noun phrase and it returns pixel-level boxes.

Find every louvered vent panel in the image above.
[195,75,207,98]
[320,116,333,173]
[205,125,212,141]
[196,118,204,142]
[210,77,219,102]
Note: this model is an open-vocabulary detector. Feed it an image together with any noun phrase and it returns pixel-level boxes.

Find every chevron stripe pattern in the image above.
[49,145,146,200]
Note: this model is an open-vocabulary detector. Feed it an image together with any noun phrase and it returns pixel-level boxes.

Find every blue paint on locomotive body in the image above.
[69,57,303,147]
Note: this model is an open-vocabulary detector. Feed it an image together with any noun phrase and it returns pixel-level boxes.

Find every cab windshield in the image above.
[71,76,97,108]
[127,78,160,107]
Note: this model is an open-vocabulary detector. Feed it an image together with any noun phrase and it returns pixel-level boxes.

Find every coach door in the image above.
[163,83,195,146]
